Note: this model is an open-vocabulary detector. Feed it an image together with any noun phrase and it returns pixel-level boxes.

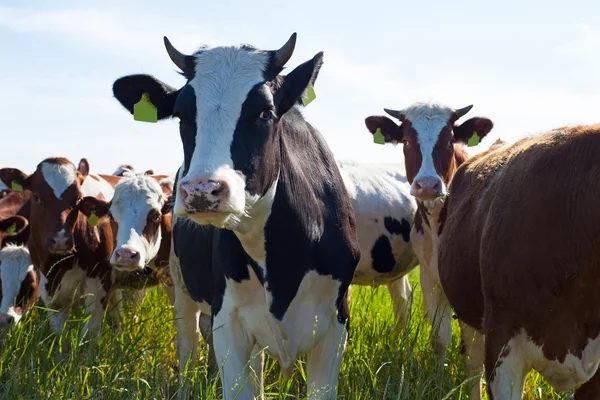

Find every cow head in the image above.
[79,175,172,271]
[365,103,493,203]
[0,168,29,199]
[12,158,91,254]
[112,33,323,230]
[0,217,38,329]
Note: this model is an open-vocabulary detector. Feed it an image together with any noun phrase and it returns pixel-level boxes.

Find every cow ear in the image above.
[79,196,111,218]
[365,115,403,143]
[161,195,174,215]
[78,158,90,177]
[0,216,28,237]
[0,168,29,191]
[144,169,155,176]
[112,74,179,120]
[453,117,494,145]
[275,52,324,116]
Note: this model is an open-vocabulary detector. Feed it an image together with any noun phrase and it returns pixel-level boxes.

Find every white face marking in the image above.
[110,176,165,267]
[175,47,270,221]
[0,244,35,323]
[41,162,77,199]
[81,174,115,200]
[402,103,454,194]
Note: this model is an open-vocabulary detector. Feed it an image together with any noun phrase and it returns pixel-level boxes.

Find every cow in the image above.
[112,164,156,177]
[78,174,175,301]
[0,216,38,328]
[0,168,29,200]
[438,124,600,399]
[9,158,124,337]
[338,161,417,324]
[111,33,361,399]
[365,102,493,398]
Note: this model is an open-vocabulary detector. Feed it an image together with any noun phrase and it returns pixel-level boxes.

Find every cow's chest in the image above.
[222,266,341,367]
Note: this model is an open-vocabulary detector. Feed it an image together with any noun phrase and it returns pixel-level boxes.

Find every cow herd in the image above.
[1,32,600,400]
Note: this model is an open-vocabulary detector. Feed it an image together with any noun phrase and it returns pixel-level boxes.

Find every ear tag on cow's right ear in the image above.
[11,181,23,192]
[133,93,158,123]
[373,128,386,145]
[6,223,17,235]
[87,211,99,228]
[302,85,316,106]
[467,131,480,147]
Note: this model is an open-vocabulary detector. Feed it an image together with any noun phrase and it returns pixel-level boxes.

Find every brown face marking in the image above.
[400,121,422,184]
[142,209,161,243]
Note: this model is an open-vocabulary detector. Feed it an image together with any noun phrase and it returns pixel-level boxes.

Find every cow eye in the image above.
[449,138,455,147]
[32,194,41,204]
[259,110,272,121]
[153,213,161,223]
[401,140,409,146]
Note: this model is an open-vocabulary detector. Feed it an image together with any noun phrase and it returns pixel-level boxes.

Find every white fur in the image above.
[490,329,600,399]
[81,173,115,200]
[338,161,418,285]
[0,244,34,324]
[41,162,77,199]
[112,165,136,177]
[401,103,454,196]
[174,46,270,223]
[110,176,165,268]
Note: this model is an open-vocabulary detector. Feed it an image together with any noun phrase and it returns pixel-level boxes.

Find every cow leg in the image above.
[199,313,218,377]
[81,276,108,337]
[175,286,200,375]
[387,276,412,326]
[212,306,256,400]
[419,265,452,363]
[459,321,484,400]
[107,288,123,332]
[574,369,600,399]
[50,309,70,336]
[485,331,526,400]
[306,318,348,400]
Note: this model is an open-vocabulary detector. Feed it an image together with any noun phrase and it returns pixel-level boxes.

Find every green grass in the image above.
[0,269,572,399]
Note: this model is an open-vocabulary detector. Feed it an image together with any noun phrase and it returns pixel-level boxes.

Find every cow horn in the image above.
[454,105,473,119]
[164,36,188,73]
[384,108,405,122]
[273,33,297,67]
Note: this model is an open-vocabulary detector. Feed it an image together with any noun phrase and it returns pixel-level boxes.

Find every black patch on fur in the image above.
[384,216,412,243]
[371,235,396,273]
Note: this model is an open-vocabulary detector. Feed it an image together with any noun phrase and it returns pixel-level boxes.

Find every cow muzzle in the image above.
[112,247,143,271]
[48,233,74,254]
[0,313,15,329]
[411,177,445,200]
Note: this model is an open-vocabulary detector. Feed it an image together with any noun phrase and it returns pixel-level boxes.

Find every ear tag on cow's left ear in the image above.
[133,93,158,123]
[11,181,23,192]
[302,84,316,106]
[87,211,99,228]
[373,128,386,145]
[467,131,480,147]
[6,223,17,235]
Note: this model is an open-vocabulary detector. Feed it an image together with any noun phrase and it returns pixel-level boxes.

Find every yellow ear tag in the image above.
[373,128,386,145]
[467,131,480,147]
[6,223,17,235]
[302,84,316,106]
[87,211,99,228]
[133,93,158,123]
[11,181,23,192]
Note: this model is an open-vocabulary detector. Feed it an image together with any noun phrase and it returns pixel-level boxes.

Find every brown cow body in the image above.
[439,125,600,399]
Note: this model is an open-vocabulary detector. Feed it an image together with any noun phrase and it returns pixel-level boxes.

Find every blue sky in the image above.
[2,0,599,175]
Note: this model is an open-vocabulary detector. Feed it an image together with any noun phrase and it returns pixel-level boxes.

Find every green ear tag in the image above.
[373,128,386,145]
[11,181,23,192]
[133,93,158,123]
[6,223,17,235]
[467,131,480,147]
[302,84,316,106]
[87,211,99,228]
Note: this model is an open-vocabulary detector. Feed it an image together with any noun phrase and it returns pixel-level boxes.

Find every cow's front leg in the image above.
[306,313,348,400]
[387,275,413,327]
[81,275,109,337]
[212,299,256,400]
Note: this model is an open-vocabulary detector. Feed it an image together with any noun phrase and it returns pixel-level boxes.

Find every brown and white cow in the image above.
[10,157,122,336]
[79,174,175,299]
[439,124,600,399]
[365,102,493,397]
[0,215,38,328]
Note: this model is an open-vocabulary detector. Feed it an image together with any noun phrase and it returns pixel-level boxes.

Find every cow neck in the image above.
[417,198,446,238]
[234,175,279,265]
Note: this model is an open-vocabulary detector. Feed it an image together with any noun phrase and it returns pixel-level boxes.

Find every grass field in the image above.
[0,269,571,399]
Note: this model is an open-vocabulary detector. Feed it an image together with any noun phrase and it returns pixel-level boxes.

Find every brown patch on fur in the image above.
[98,175,122,188]
[142,209,161,243]
[154,212,172,267]
[438,124,600,397]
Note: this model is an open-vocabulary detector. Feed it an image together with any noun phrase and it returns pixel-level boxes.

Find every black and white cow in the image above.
[112,33,360,399]
[339,161,417,323]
